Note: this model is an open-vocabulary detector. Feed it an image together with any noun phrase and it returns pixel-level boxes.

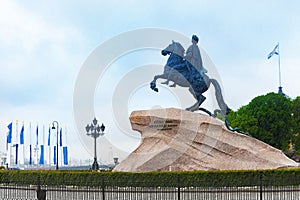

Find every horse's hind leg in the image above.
[186,95,206,112]
[186,88,206,112]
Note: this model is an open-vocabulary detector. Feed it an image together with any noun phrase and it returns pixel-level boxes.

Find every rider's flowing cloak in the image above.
[185,43,203,72]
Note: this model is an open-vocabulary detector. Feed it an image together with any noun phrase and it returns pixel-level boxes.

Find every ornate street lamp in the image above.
[113,157,119,166]
[52,121,59,170]
[86,117,105,170]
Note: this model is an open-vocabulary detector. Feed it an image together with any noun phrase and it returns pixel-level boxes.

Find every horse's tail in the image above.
[210,79,230,115]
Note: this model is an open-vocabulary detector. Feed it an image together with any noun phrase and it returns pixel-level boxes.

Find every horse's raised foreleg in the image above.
[161,80,169,85]
[150,74,168,92]
[161,68,173,86]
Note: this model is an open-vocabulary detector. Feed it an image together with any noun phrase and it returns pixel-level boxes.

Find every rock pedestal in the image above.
[113,108,298,172]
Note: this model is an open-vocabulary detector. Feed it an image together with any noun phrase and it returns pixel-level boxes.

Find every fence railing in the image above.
[1,171,300,200]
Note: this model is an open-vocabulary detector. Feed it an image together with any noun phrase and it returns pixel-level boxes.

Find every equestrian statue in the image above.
[150,35,230,118]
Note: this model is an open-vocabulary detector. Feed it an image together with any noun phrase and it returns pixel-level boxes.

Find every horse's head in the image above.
[162,40,184,57]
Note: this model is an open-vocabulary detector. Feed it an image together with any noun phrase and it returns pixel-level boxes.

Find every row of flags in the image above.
[5,121,68,166]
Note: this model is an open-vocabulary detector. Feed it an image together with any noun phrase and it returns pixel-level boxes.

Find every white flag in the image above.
[267,44,279,59]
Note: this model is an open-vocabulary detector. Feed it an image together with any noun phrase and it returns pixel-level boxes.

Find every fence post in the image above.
[260,171,263,200]
[102,174,105,200]
[177,174,180,200]
[36,174,46,200]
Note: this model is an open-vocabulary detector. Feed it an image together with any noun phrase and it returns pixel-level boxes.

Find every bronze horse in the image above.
[150,41,230,116]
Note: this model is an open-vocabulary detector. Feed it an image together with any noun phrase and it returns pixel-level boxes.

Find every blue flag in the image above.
[39,145,44,165]
[20,124,24,145]
[60,128,63,147]
[15,144,19,165]
[53,146,57,165]
[63,146,68,165]
[7,122,13,143]
[267,43,279,59]
[47,126,51,146]
[36,125,39,145]
[29,144,32,165]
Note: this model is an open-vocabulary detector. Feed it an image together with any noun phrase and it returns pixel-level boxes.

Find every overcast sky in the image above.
[1,0,300,165]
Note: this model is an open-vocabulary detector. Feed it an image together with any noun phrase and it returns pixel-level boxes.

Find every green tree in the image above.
[291,97,300,154]
[227,93,293,151]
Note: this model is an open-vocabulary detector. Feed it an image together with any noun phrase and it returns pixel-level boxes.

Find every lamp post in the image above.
[52,121,59,170]
[86,117,105,170]
[113,157,119,166]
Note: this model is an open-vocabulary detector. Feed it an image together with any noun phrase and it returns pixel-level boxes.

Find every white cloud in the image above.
[0,0,48,52]
[0,0,87,104]
[0,0,86,76]
[0,0,91,161]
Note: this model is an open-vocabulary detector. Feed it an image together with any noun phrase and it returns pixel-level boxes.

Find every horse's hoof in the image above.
[186,106,198,112]
[185,107,193,111]
[150,82,156,89]
[154,88,159,92]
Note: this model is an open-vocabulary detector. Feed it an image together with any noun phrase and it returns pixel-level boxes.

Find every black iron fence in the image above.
[1,171,300,200]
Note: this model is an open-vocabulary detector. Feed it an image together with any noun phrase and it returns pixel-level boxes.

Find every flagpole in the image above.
[277,43,283,94]
[22,121,25,165]
[6,127,8,151]
[40,124,45,166]
[64,126,68,165]
[15,120,18,166]
[6,122,9,151]
[43,125,45,148]
[7,122,13,168]
[48,124,51,168]
[9,138,12,168]
[61,127,63,166]
[36,123,39,166]
[29,122,32,165]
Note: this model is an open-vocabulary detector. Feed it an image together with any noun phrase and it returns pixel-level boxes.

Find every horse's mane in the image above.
[173,41,185,56]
